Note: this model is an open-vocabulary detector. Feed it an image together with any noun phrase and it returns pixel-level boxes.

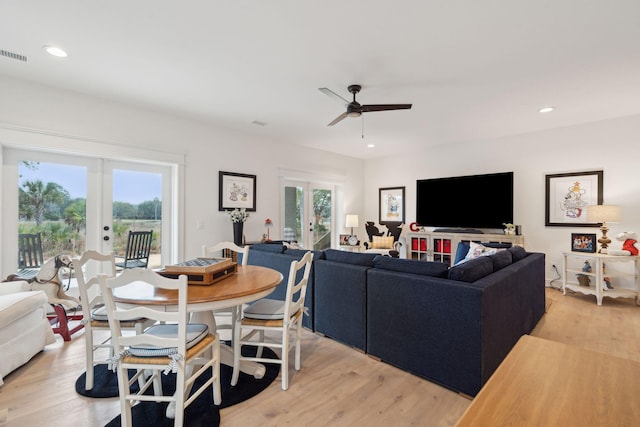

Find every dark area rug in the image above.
[75,347,280,427]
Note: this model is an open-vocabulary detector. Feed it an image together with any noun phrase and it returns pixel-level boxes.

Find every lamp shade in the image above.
[587,205,621,223]
[345,214,359,228]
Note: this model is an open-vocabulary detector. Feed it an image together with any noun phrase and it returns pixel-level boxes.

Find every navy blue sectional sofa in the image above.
[244,243,545,397]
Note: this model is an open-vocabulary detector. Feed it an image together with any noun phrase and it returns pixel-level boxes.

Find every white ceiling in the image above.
[2,1,640,159]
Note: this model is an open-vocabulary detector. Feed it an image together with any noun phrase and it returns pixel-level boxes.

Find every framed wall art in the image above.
[545,170,603,227]
[571,233,597,253]
[379,186,405,223]
[218,171,257,211]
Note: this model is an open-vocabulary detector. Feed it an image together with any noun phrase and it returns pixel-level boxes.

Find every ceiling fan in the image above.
[319,84,412,126]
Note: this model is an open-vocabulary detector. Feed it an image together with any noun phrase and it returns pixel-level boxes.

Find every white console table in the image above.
[562,252,639,306]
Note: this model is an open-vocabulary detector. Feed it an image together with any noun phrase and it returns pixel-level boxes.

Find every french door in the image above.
[3,148,173,274]
[282,180,334,250]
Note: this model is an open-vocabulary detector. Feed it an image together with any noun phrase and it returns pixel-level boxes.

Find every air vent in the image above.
[0,49,27,62]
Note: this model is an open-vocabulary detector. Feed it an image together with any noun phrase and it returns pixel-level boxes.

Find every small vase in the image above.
[233,222,244,246]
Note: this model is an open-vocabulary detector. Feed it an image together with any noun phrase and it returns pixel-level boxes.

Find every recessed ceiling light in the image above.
[43,46,67,58]
[367,144,375,148]
[538,106,554,113]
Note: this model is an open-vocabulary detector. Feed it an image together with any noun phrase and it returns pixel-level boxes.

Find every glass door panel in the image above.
[282,180,334,250]
[311,186,332,250]
[17,160,88,261]
[109,166,163,269]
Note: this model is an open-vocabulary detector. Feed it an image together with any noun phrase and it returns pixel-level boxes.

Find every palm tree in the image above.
[19,180,69,226]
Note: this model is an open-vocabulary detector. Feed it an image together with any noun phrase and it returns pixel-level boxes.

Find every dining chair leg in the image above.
[213,341,222,405]
[256,330,265,358]
[281,327,289,390]
[231,321,242,386]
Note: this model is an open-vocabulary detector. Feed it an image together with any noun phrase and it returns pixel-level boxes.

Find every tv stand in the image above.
[432,228,484,234]
[407,231,524,266]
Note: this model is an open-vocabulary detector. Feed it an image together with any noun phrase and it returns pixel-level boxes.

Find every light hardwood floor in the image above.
[2,287,640,426]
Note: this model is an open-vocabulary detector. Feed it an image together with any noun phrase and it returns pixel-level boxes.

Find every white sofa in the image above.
[0,281,55,386]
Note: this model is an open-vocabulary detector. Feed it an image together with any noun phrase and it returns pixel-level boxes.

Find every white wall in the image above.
[365,114,640,281]
[0,76,365,269]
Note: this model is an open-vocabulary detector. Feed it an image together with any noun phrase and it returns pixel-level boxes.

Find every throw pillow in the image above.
[448,256,493,283]
[371,236,395,249]
[508,245,528,262]
[456,241,497,265]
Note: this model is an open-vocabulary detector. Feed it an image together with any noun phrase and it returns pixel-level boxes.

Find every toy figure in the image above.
[577,260,592,287]
[608,231,639,256]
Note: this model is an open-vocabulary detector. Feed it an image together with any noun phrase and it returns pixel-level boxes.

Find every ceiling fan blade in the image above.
[327,112,348,126]
[319,87,350,105]
[362,104,412,112]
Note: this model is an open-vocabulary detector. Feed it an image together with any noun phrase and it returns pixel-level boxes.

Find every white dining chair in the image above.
[231,251,313,390]
[99,268,221,426]
[72,250,156,391]
[202,241,249,342]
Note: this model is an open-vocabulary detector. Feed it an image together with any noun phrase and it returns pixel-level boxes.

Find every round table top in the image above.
[112,265,283,306]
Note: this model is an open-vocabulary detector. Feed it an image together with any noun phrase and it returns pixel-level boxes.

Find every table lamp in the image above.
[345,214,359,245]
[587,205,621,253]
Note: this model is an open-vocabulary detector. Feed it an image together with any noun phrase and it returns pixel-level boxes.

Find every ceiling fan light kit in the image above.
[319,84,412,126]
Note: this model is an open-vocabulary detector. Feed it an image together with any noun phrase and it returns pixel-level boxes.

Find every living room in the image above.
[2,1,640,426]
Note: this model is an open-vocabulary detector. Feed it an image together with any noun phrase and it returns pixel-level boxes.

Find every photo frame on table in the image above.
[545,170,603,227]
[339,234,349,246]
[379,186,405,223]
[571,233,597,253]
[218,171,257,211]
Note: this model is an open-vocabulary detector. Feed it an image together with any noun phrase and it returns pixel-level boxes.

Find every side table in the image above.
[562,252,639,306]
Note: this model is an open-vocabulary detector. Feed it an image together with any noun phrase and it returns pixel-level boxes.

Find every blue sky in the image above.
[19,162,161,204]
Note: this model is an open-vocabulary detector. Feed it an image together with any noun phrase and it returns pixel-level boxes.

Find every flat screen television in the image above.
[416,172,513,229]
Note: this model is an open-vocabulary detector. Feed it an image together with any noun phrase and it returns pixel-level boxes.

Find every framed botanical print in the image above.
[545,170,603,227]
[218,171,257,211]
[379,186,405,223]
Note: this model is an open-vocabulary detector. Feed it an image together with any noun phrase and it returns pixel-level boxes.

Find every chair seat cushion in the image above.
[243,299,285,320]
[129,323,208,357]
[91,305,142,322]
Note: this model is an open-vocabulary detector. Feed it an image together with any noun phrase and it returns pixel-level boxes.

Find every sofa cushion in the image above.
[373,256,449,278]
[490,250,513,271]
[448,256,493,283]
[284,248,325,260]
[324,249,377,267]
[0,291,48,329]
[250,243,286,254]
[508,245,528,262]
[454,241,513,264]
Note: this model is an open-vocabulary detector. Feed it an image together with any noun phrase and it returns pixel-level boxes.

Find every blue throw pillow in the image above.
[324,249,377,267]
[448,256,493,283]
[250,243,286,254]
[508,245,527,262]
[490,250,513,271]
[373,256,449,278]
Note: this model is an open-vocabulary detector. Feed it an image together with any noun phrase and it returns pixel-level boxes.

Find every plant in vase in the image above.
[227,208,250,246]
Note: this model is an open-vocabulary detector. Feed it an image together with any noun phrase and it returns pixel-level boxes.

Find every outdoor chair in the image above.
[115,230,153,270]
[72,250,156,391]
[17,232,44,280]
[231,251,313,390]
[99,268,221,426]
[202,242,249,342]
